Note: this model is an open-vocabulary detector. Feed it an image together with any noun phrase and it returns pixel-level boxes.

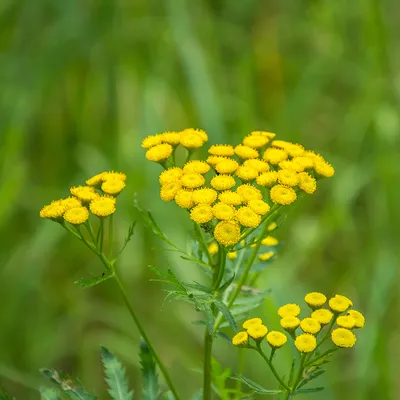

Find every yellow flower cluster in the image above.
[143,129,334,247]
[40,171,126,224]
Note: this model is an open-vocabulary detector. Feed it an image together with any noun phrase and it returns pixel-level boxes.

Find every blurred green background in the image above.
[1,0,399,399]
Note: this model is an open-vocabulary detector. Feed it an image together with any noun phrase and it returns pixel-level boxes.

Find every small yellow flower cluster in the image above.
[40,171,126,224]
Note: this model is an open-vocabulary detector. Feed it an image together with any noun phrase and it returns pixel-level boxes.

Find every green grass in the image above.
[0,0,399,399]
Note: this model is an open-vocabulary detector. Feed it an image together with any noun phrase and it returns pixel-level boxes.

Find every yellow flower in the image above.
[141,134,163,149]
[102,179,126,195]
[300,318,321,334]
[336,316,356,329]
[278,160,304,172]
[247,324,268,340]
[268,222,277,231]
[311,309,333,326]
[236,165,259,181]
[270,140,292,149]
[61,197,82,210]
[347,310,365,329]
[234,144,259,159]
[102,171,127,182]
[181,128,208,142]
[292,156,314,170]
[179,130,205,149]
[174,189,194,209]
[236,184,262,203]
[208,144,235,157]
[190,204,213,224]
[160,182,182,202]
[295,334,317,353]
[243,317,263,330]
[298,172,317,194]
[90,196,116,217]
[181,173,205,189]
[227,251,237,260]
[259,251,274,261]
[232,331,248,346]
[266,331,287,349]
[208,242,219,255]
[40,201,66,219]
[280,316,300,331]
[286,144,305,157]
[304,292,327,309]
[261,236,278,246]
[314,160,335,177]
[236,206,261,228]
[192,188,218,204]
[329,295,353,313]
[159,167,184,185]
[207,155,228,166]
[70,186,100,202]
[278,304,301,318]
[263,148,288,164]
[270,185,297,205]
[243,159,270,173]
[145,143,173,162]
[215,158,239,174]
[214,220,241,246]
[64,206,89,225]
[251,130,276,139]
[256,171,278,187]
[218,191,243,206]
[242,135,269,148]
[210,175,236,191]
[86,172,105,186]
[248,199,270,215]
[160,131,181,145]
[331,328,356,348]
[212,202,236,220]
[277,169,299,187]
[183,160,210,174]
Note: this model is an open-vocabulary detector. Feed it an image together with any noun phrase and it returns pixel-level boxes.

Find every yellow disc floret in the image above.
[292,156,314,170]
[305,292,327,309]
[145,143,173,162]
[192,188,218,204]
[259,251,274,261]
[179,131,205,149]
[215,158,239,174]
[61,197,82,210]
[243,317,263,330]
[251,130,276,139]
[210,175,236,191]
[181,173,205,189]
[190,204,213,224]
[212,202,236,220]
[311,309,333,326]
[86,172,105,186]
[236,206,261,228]
[236,165,259,181]
[243,159,270,173]
[227,251,237,260]
[242,134,269,148]
[70,186,100,202]
[234,144,259,159]
[63,206,89,225]
[174,189,194,209]
[336,316,356,329]
[266,331,287,349]
[247,324,268,340]
[261,236,278,246]
[208,242,219,255]
[160,182,182,202]
[347,310,365,329]
[232,331,249,346]
[280,316,300,331]
[90,196,116,217]
[278,304,301,318]
[295,334,317,353]
[214,220,241,246]
[160,131,181,145]
[40,201,66,219]
[208,144,235,157]
[183,161,210,174]
[218,191,243,206]
[270,185,297,205]
[101,179,126,195]
[159,167,184,185]
[248,199,270,215]
[298,172,317,194]
[277,169,299,187]
[142,135,163,149]
[300,318,321,334]
[329,295,353,313]
[314,160,335,177]
[331,328,356,348]
[236,184,262,203]
[102,171,127,182]
[263,148,288,164]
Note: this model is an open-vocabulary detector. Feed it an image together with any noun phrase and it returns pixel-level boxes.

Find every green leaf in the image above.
[212,300,237,333]
[117,221,137,257]
[139,339,159,400]
[40,369,96,400]
[39,387,61,400]
[294,387,324,395]
[183,281,212,294]
[217,274,235,293]
[297,368,325,390]
[75,271,113,288]
[101,347,133,400]
[203,304,214,334]
[287,358,296,387]
[231,375,282,395]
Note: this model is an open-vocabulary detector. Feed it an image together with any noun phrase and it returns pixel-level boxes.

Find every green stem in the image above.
[109,214,114,259]
[291,354,306,393]
[203,329,213,400]
[236,348,244,396]
[85,221,97,246]
[194,223,213,266]
[314,317,337,353]
[99,218,104,254]
[304,348,337,368]
[213,246,226,291]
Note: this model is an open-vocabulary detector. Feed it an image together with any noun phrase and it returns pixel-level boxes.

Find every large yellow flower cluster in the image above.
[40,171,126,224]
[143,129,334,247]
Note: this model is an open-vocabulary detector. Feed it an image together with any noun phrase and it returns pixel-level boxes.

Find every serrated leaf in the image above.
[116,222,137,257]
[230,376,282,395]
[75,271,113,288]
[101,347,133,400]
[212,300,237,332]
[139,339,159,400]
[40,387,61,400]
[294,387,324,394]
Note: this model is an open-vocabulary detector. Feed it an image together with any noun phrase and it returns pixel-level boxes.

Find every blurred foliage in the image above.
[0,0,399,399]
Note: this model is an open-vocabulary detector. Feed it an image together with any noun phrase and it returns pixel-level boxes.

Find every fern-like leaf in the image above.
[139,339,159,400]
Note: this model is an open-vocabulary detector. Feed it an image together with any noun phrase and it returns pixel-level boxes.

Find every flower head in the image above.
[40,201,66,219]
[102,179,126,195]
[212,202,236,220]
[247,199,270,215]
[243,159,270,173]
[218,191,243,206]
[227,251,237,260]
[314,160,335,177]
[215,158,239,174]
[263,148,288,164]
[251,130,276,139]
[210,175,236,191]
[311,309,333,326]
[331,328,356,348]
[329,295,353,313]
[159,167,184,185]
[236,165,259,181]
[236,206,261,228]
[102,171,127,182]
[277,169,299,187]
[347,310,365,329]
[300,318,321,334]
[247,324,268,340]
[278,160,305,172]
[242,134,269,148]
[298,172,317,194]
[183,160,210,174]
[214,220,241,246]
[160,182,182,202]
[280,316,300,331]
[182,128,208,142]
[86,172,105,186]
[174,189,194,209]
[256,171,278,187]
[64,206,89,225]
[89,196,116,217]
[145,143,173,162]
[270,185,297,205]
[208,144,235,157]
[270,140,292,149]
[160,131,181,145]
[268,222,277,231]
[278,304,301,318]
[70,186,100,202]
[243,318,263,330]
[261,236,278,246]
[292,156,314,170]
[266,331,287,349]
[286,144,305,158]
[192,188,218,204]
[336,316,356,329]
[232,331,248,346]
[142,135,163,149]
[207,155,228,166]
[181,173,205,189]
[190,205,213,224]
[61,197,82,210]
[259,251,274,261]
[179,130,205,149]
[305,292,327,309]
[295,334,317,353]
[208,242,219,255]
[236,184,262,203]
[234,144,259,159]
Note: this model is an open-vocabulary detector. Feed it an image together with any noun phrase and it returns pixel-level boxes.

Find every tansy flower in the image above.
[295,334,317,353]
[227,251,237,260]
[286,144,305,158]
[251,130,276,139]
[159,167,184,185]
[336,316,356,329]
[278,160,304,172]
[270,140,292,149]
[261,236,278,246]
[70,186,100,202]
[207,155,228,166]
[208,144,235,157]
[277,169,299,187]
[141,135,163,149]
[232,331,248,346]
[183,160,210,174]
[305,292,327,309]
[256,171,278,187]
[311,309,333,326]
[210,175,236,191]
[263,148,288,164]
[63,206,89,225]
[160,131,181,145]
[329,295,353,313]
[160,182,182,202]
[298,172,317,194]
[259,251,274,261]
[61,197,82,210]
[270,185,297,205]
[242,134,269,148]
[236,206,261,228]
[86,172,105,186]
[102,171,127,182]
[236,165,259,181]
[300,318,321,334]
[90,196,116,217]
[181,128,208,142]
[234,144,259,159]
[266,331,287,349]
[40,201,66,219]
[192,188,218,204]
[243,159,270,172]
[236,184,262,203]
[248,199,270,215]
[208,242,219,255]
[145,143,173,162]
[181,173,205,189]
[243,318,263,330]
[331,328,356,348]
[278,304,301,318]
[174,189,194,209]
[280,316,300,331]
[215,158,239,174]
[292,156,314,170]
[314,160,335,177]
[190,205,213,224]
[102,179,126,195]
[218,191,242,206]
[268,222,277,231]
[214,220,241,246]
[179,131,205,149]
[347,310,365,329]
[212,202,236,220]
[247,324,268,340]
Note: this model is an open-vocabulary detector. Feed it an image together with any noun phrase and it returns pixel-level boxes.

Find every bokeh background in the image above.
[1,0,399,399]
